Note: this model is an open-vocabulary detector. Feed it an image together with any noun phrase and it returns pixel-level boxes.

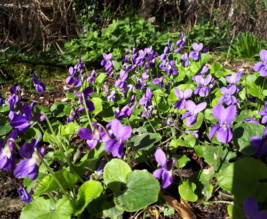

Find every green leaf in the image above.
[233,123,265,155]
[91,97,103,115]
[178,181,198,202]
[103,159,132,191]
[189,169,215,200]
[216,157,267,203]
[50,102,71,117]
[174,155,190,168]
[20,197,73,219]
[171,133,196,149]
[128,133,162,151]
[74,180,103,215]
[95,73,107,85]
[60,122,80,136]
[35,169,78,195]
[0,123,12,136]
[21,127,42,141]
[194,145,236,171]
[114,170,160,212]
[246,74,264,99]
[0,106,10,112]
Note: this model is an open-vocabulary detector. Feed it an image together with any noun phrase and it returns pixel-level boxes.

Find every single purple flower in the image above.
[78,123,103,149]
[67,106,84,123]
[107,90,116,101]
[244,118,259,124]
[243,197,267,219]
[189,43,203,61]
[0,130,17,171]
[210,104,237,143]
[181,100,207,126]
[185,129,199,138]
[139,88,153,109]
[253,49,267,76]
[10,102,38,133]
[87,70,97,84]
[181,53,190,67]
[218,86,237,105]
[104,119,132,158]
[75,86,95,112]
[18,187,33,204]
[8,94,20,111]
[153,149,175,189]
[226,71,243,93]
[114,106,133,119]
[250,126,267,157]
[141,105,153,118]
[14,137,45,180]
[194,74,214,97]
[174,88,192,109]
[32,73,46,93]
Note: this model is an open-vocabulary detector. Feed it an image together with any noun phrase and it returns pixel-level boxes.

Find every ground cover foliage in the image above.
[1,34,267,219]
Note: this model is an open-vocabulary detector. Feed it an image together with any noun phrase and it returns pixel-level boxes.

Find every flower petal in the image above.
[78,128,93,140]
[155,149,167,169]
[212,104,226,123]
[225,105,237,124]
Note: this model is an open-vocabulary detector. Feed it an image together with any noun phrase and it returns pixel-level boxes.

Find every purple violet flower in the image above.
[10,102,39,133]
[75,86,95,112]
[159,60,178,76]
[194,74,214,97]
[153,149,175,189]
[87,70,97,84]
[185,129,199,138]
[139,88,153,109]
[210,104,237,143]
[67,106,84,123]
[101,53,113,74]
[78,123,103,149]
[114,106,133,120]
[66,60,86,87]
[14,137,45,180]
[218,86,237,105]
[243,197,267,219]
[200,65,210,75]
[32,73,46,93]
[181,100,207,127]
[181,53,190,67]
[18,187,33,204]
[253,49,267,76]
[250,127,267,157]
[0,130,18,171]
[174,88,192,109]
[104,119,132,158]
[189,43,203,61]
[107,90,116,101]
[244,118,259,124]
[225,71,243,93]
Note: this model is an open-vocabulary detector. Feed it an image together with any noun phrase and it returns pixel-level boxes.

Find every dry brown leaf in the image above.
[149,206,160,219]
[160,192,196,219]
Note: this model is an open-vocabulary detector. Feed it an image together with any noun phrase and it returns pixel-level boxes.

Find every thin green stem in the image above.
[82,94,93,130]
[147,118,156,133]
[204,200,233,205]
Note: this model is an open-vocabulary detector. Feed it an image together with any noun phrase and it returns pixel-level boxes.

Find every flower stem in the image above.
[82,94,93,130]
